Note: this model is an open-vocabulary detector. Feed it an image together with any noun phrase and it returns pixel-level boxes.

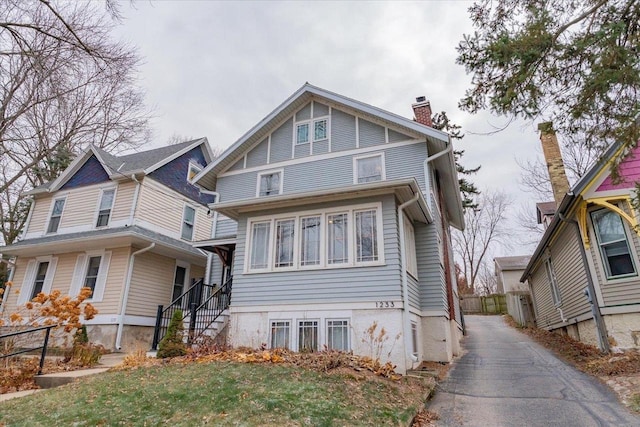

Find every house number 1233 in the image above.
[375,301,395,308]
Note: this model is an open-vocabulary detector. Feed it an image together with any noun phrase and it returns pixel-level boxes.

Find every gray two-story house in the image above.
[193,84,464,372]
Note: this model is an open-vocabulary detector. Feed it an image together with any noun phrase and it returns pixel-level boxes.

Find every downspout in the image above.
[558,213,610,352]
[0,258,16,314]
[115,243,155,350]
[399,192,420,367]
[128,174,142,226]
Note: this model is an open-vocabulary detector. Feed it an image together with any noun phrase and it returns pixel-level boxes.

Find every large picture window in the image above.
[591,209,637,279]
[245,203,384,273]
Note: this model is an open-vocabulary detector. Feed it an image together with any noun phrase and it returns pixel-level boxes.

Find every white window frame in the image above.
[545,258,562,307]
[17,256,57,305]
[46,196,66,234]
[66,251,110,302]
[273,218,296,269]
[269,319,291,350]
[94,186,117,228]
[181,204,196,241]
[294,117,330,145]
[353,152,386,184]
[298,319,319,352]
[243,202,384,273]
[411,321,418,358]
[326,319,350,351]
[403,215,418,278]
[187,162,203,183]
[256,169,284,197]
[300,215,322,268]
[590,208,638,280]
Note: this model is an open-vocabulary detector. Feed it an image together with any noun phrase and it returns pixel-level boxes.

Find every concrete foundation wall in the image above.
[85,324,153,352]
[604,312,640,349]
[420,316,454,362]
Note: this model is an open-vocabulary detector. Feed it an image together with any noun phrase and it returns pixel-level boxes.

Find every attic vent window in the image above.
[295,118,329,145]
[188,163,202,182]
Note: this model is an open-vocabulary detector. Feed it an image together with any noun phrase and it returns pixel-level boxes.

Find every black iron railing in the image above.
[187,277,232,344]
[0,324,56,374]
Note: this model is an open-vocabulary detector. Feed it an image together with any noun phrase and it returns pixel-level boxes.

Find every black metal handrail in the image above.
[151,278,214,350]
[187,277,232,344]
[0,324,56,374]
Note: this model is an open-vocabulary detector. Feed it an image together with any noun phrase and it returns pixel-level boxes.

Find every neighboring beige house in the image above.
[495,256,534,326]
[0,139,216,351]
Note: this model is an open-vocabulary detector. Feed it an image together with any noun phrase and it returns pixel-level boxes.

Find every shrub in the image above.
[157,310,187,359]
[74,325,89,346]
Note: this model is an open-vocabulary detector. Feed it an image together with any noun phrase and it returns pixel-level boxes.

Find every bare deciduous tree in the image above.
[0,0,150,245]
[453,189,512,294]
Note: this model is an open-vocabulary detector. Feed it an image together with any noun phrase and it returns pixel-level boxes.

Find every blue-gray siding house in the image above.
[194,84,465,372]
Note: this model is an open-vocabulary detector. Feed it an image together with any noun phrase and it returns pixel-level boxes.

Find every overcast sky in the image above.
[114,0,546,256]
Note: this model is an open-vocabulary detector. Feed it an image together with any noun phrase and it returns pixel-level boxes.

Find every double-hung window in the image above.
[181,205,195,240]
[250,221,271,270]
[403,215,418,277]
[47,198,65,233]
[96,189,115,227]
[354,153,385,183]
[275,219,295,268]
[591,209,637,278]
[545,259,562,306]
[257,170,282,197]
[30,261,50,300]
[84,256,102,297]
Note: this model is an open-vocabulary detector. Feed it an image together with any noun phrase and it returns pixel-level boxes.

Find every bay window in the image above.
[245,203,383,273]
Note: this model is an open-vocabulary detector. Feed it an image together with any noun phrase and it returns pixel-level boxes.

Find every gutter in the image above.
[115,243,155,350]
[558,213,610,352]
[398,192,420,367]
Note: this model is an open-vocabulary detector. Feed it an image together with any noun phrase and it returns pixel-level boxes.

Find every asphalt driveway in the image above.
[427,315,640,426]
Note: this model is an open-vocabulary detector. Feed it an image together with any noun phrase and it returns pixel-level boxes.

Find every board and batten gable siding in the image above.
[230,194,402,306]
[359,119,386,148]
[587,216,640,307]
[246,138,269,168]
[269,118,294,164]
[216,143,428,202]
[331,109,357,152]
[135,178,212,241]
[531,224,592,329]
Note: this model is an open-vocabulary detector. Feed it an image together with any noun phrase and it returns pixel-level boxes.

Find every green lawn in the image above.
[0,361,431,426]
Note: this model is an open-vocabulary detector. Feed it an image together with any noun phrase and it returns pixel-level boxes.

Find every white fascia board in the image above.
[46,147,96,193]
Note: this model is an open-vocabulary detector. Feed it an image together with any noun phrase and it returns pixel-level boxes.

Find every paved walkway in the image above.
[428,316,640,427]
[0,352,126,402]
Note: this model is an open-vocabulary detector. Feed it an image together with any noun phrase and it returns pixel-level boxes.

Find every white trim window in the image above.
[353,153,385,184]
[295,118,329,145]
[188,162,202,182]
[403,215,418,278]
[47,198,66,233]
[411,321,418,357]
[95,188,115,227]
[270,320,291,349]
[69,251,111,302]
[298,320,319,352]
[545,258,562,306]
[300,216,321,266]
[249,221,271,270]
[181,205,196,241]
[18,257,58,304]
[257,169,283,197]
[244,203,384,273]
[591,209,637,279]
[326,319,350,351]
[274,219,295,268]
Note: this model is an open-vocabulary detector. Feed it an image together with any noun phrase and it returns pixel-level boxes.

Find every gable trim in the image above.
[143,137,210,175]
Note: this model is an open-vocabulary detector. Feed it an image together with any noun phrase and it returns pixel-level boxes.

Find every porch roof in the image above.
[192,236,236,253]
[1,225,207,264]
[209,178,432,223]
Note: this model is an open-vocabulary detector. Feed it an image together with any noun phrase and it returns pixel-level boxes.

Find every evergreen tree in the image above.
[157,310,187,359]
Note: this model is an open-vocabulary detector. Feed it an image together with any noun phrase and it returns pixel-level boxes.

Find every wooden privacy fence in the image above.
[460,294,507,314]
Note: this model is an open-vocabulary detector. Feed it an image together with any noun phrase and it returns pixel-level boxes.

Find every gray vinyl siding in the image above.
[269,118,293,164]
[228,158,244,172]
[295,103,311,121]
[215,218,238,238]
[531,224,592,329]
[587,212,640,307]
[416,216,446,312]
[359,119,386,148]
[209,255,224,285]
[389,129,412,143]
[314,140,329,155]
[294,142,310,158]
[216,143,428,202]
[246,138,269,168]
[331,109,356,152]
[230,194,402,306]
[408,274,420,309]
[314,102,329,117]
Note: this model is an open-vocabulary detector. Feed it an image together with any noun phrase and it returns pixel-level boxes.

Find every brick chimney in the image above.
[412,96,432,127]
[538,122,570,208]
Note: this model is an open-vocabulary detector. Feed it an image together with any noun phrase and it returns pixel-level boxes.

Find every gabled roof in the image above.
[26,138,212,195]
[193,83,464,229]
[536,201,556,224]
[521,140,626,281]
